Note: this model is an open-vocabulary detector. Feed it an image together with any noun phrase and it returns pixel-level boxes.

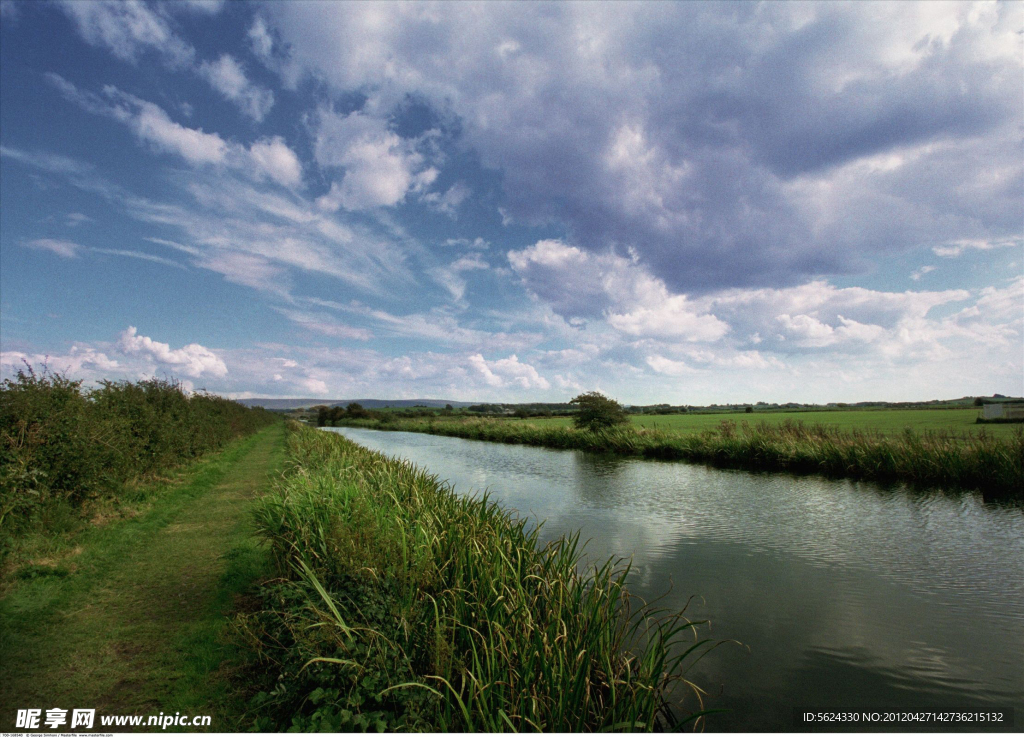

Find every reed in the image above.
[239,423,716,731]
[336,416,1024,497]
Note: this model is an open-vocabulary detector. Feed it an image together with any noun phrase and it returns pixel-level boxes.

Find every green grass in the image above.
[0,424,287,731]
[522,407,1020,438]
[240,423,717,732]
[336,415,1024,497]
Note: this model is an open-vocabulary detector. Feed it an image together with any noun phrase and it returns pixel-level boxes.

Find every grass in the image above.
[334,416,1024,497]
[524,407,1022,438]
[0,424,287,731]
[239,423,717,731]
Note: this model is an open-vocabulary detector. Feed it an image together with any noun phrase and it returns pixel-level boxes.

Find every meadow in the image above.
[239,423,716,731]
[334,413,1024,497]
[520,407,1020,438]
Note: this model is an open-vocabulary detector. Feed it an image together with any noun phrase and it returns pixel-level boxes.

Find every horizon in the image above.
[2,1,1022,405]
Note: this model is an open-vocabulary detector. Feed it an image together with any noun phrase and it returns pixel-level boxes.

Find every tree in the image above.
[346,402,369,419]
[569,391,629,431]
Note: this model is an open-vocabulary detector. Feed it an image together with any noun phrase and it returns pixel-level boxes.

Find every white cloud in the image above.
[423,181,471,217]
[50,77,303,188]
[910,265,936,281]
[469,354,550,390]
[124,95,229,164]
[22,238,82,258]
[0,346,120,376]
[313,109,438,211]
[248,17,274,60]
[249,136,303,187]
[932,237,1022,258]
[199,54,274,122]
[117,326,227,378]
[272,308,373,340]
[509,238,728,340]
[59,0,195,67]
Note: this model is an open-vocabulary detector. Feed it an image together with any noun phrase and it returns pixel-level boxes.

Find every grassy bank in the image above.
[1,425,287,731]
[239,423,716,731]
[532,407,1022,438]
[0,368,277,553]
[334,416,1024,497]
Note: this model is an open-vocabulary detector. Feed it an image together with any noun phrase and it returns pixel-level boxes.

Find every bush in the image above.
[0,366,277,542]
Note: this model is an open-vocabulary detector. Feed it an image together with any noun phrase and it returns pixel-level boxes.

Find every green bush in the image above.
[0,366,277,541]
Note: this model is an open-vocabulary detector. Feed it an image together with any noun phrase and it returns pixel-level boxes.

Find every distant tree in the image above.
[445,403,453,411]
[514,408,530,419]
[973,397,985,407]
[569,391,629,431]
[745,405,753,414]
[346,402,369,419]
[313,405,330,427]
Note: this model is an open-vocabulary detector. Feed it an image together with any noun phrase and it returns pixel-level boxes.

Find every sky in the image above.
[0,0,1021,405]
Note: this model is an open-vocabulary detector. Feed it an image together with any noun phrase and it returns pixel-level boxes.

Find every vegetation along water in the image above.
[239,423,718,731]
[332,426,1024,732]
[329,414,1024,498]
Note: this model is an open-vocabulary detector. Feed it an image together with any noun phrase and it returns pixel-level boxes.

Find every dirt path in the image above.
[0,424,286,731]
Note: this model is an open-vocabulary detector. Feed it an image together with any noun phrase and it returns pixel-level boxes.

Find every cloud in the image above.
[932,236,1022,258]
[248,136,303,187]
[198,54,274,122]
[59,0,195,67]
[910,265,936,281]
[22,238,82,258]
[117,326,227,378]
[509,239,728,340]
[313,109,438,211]
[423,181,471,217]
[272,308,373,340]
[430,253,489,301]
[49,77,302,186]
[266,2,1023,292]
[469,353,550,390]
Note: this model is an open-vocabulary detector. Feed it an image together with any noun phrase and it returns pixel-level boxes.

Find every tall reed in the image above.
[336,416,1024,497]
[240,424,716,731]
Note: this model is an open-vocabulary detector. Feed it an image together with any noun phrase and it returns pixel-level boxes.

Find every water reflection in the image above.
[329,428,1024,731]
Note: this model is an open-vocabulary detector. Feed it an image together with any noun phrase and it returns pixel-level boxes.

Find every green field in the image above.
[515,408,1019,438]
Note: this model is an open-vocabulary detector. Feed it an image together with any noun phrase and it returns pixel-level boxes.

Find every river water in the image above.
[327,427,1024,731]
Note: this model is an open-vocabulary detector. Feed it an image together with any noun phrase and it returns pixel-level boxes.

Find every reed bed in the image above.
[239,423,715,731]
[339,417,1023,497]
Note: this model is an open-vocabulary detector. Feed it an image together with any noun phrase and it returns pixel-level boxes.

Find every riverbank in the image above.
[0,425,287,731]
[331,416,1024,497]
[239,423,715,731]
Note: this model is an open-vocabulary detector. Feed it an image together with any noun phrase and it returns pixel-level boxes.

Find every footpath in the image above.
[0,424,286,732]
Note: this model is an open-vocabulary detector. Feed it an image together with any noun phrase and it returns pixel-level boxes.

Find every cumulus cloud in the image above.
[49,76,302,187]
[509,239,728,340]
[117,326,227,378]
[198,54,274,122]
[313,109,438,211]
[248,136,303,187]
[266,1,1023,292]
[469,354,550,390]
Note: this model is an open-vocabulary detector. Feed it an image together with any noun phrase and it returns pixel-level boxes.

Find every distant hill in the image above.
[235,398,473,410]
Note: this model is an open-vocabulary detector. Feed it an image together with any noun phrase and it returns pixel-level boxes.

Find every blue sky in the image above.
[1,0,1021,404]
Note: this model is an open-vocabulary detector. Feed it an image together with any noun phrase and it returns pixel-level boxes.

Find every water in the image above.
[327,428,1024,731]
